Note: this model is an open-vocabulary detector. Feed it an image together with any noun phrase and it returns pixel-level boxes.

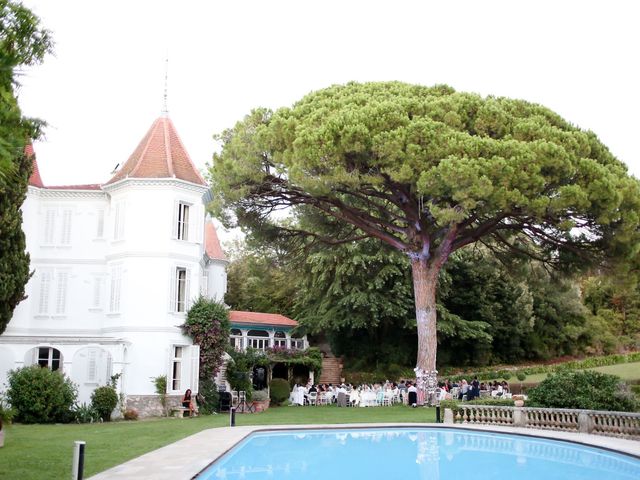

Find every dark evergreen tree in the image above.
[0,0,52,334]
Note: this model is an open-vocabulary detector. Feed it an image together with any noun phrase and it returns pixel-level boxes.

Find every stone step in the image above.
[318,357,343,384]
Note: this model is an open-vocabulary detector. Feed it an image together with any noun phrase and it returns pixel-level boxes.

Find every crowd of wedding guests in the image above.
[290,377,510,406]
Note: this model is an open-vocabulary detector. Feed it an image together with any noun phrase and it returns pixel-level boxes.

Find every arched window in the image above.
[247,330,269,350]
[229,328,243,351]
[274,331,287,348]
[26,347,63,371]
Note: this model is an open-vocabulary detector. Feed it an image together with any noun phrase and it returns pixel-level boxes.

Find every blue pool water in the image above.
[196,427,640,480]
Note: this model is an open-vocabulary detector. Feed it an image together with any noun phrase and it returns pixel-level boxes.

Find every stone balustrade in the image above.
[443,405,640,440]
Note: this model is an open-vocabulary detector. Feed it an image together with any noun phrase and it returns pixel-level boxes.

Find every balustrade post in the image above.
[578,411,593,434]
[513,407,525,427]
[443,408,454,424]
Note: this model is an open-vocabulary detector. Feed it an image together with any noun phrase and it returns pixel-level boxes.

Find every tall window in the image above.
[171,346,183,390]
[230,329,243,350]
[38,347,62,371]
[176,203,190,240]
[170,267,191,313]
[176,268,187,312]
[291,337,305,350]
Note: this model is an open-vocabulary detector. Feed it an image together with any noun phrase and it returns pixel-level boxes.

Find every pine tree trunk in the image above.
[411,255,440,402]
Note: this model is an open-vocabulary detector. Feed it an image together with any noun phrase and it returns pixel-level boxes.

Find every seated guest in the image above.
[182,389,196,416]
[458,380,469,400]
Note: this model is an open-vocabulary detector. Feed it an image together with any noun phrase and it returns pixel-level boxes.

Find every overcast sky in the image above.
[18,0,640,191]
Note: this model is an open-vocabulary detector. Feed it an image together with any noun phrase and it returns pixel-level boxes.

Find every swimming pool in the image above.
[196,427,640,479]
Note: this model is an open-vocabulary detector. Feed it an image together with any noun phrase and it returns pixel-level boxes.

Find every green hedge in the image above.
[527,371,637,412]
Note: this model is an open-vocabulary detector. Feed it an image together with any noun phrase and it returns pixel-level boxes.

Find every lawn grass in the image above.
[1,404,435,479]
[503,361,640,385]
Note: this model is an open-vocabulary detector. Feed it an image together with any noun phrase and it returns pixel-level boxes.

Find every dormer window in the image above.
[176,203,190,241]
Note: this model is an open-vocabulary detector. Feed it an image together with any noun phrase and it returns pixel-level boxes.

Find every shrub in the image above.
[527,371,637,412]
[0,392,15,430]
[500,371,512,381]
[7,365,77,423]
[197,378,220,415]
[269,378,290,405]
[73,403,100,424]
[153,375,167,415]
[252,389,269,402]
[91,385,118,421]
[516,371,527,382]
[468,398,515,407]
[123,408,139,420]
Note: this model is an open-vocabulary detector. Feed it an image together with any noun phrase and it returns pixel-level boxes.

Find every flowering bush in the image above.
[181,297,230,381]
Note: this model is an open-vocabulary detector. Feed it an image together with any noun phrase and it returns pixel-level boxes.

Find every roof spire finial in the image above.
[161,56,169,116]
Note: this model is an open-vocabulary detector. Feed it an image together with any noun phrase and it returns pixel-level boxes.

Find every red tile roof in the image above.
[26,143,45,187]
[205,221,226,261]
[229,311,298,327]
[106,116,206,186]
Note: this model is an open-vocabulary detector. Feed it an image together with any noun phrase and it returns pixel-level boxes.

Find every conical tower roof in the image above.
[205,220,226,261]
[26,143,45,187]
[106,116,206,186]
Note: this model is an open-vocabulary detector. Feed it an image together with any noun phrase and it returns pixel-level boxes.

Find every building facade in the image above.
[0,115,228,416]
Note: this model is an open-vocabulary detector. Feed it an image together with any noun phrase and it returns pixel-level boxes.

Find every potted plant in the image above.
[251,389,270,412]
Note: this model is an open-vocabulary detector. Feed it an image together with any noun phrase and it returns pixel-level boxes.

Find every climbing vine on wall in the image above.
[181,297,230,380]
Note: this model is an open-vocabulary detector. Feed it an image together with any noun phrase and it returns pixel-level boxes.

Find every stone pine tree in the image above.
[210,82,640,397]
[0,0,52,333]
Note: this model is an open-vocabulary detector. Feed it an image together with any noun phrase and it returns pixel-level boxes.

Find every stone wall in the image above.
[126,394,184,418]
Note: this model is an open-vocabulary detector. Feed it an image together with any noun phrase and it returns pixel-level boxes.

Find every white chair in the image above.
[308,391,318,406]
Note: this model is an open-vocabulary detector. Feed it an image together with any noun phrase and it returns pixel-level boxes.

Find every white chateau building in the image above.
[0,115,228,415]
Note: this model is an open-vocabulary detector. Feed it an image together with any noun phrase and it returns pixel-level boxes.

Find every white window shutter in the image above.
[190,345,200,394]
[113,203,120,239]
[44,209,56,244]
[168,267,176,312]
[119,202,126,239]
[96,209,105,238]
[171,201,179,239]
[200,270,208,297]
[92,276,102,308]
[60,210,72,244]
[185,268,192,310]
[55,271,69,314]
[192,204,203,244]
[38,270,52,314]
[87,348,97,382]
[166,346,174,392]
[109,266,122,313]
